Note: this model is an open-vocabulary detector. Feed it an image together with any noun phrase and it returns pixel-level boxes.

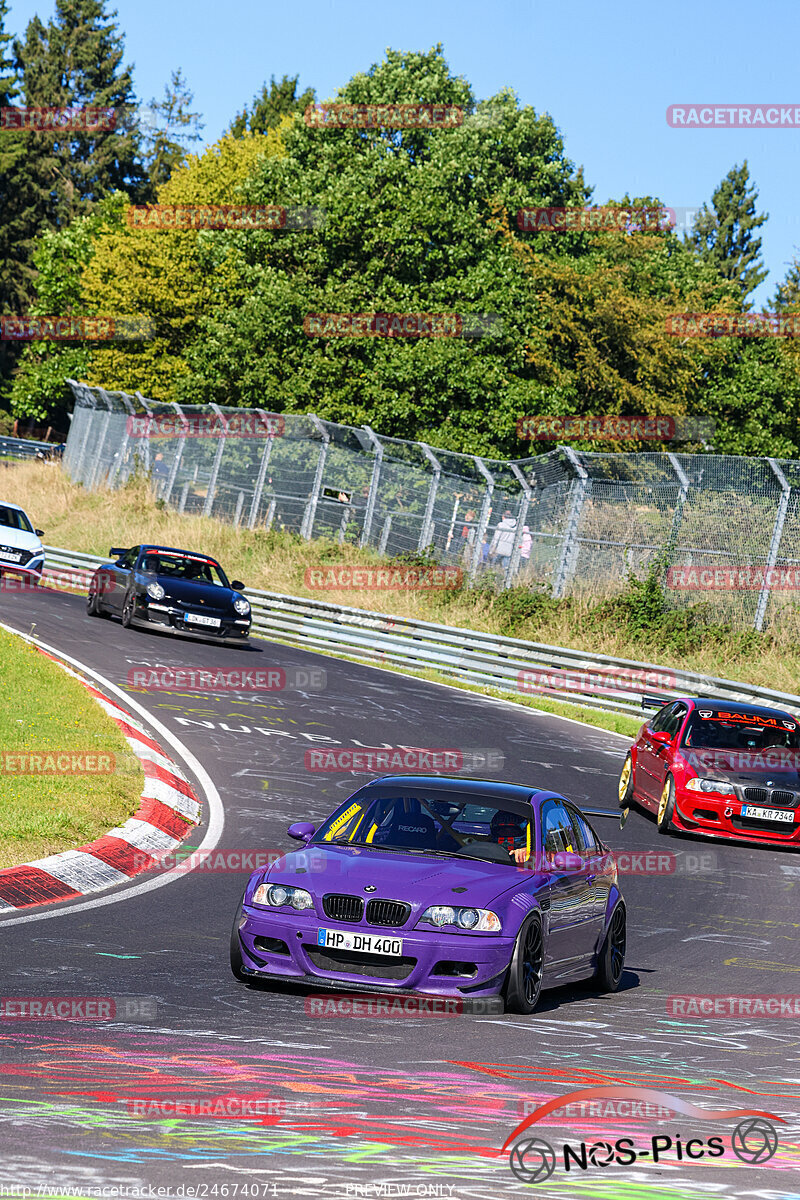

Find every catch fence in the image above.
[62,382,800,631]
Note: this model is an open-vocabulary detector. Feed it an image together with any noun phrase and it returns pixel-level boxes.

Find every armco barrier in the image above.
[0,435,56,460]
[34,545,800,719]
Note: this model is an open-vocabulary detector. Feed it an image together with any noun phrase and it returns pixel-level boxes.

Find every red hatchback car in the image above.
[618,697,800,848]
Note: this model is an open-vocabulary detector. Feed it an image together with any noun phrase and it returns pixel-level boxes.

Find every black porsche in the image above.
[87,544,251,645]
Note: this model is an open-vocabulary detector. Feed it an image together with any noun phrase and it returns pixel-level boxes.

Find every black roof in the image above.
[138,544,221,562]
[362,774,543,801]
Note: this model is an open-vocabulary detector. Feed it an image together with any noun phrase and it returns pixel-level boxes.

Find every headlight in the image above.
[146,582,165,601]
[252,883,313,910]
[233,598,250,615]
[686,777,736,796]
[419,905,501,933]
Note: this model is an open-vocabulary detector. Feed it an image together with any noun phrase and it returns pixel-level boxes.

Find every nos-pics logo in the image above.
[503,1087,782,1184]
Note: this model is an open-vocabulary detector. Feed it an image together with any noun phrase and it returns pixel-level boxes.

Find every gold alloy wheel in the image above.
[657,779,671,824]
[618,758,631,803]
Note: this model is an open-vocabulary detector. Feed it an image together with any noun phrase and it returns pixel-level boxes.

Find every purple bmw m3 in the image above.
[230,775,626,1013]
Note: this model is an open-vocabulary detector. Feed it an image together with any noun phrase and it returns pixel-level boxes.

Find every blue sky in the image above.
[7,0,799,307]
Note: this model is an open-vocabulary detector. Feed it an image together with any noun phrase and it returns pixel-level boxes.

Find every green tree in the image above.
[13,0,145,225]
[774,255,800,310]
[688,162,768,300]
[230,74,315,136]
[141,68,204,194]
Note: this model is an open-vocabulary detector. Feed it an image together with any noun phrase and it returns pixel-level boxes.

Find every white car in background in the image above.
[0,501,45,583]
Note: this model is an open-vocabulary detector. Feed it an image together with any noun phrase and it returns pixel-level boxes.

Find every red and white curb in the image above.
[0,653,201,911]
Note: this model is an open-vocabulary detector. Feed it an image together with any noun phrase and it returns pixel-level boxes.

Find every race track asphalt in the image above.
[1,584,798,1199]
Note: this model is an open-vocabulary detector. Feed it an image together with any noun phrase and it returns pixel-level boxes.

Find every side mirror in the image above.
[231,580,245,591]
[287,821,316,843]
[650,731,672,747]
[109,547,128,558]
[552,850,583,873]
[35,529,44,537]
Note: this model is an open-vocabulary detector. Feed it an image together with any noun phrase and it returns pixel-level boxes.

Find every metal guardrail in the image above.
[37,544,800,720]
[0,436,57,460]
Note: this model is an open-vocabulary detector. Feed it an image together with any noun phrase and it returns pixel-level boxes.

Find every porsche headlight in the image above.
[233,598,250,615]
[686,778,736,796]
[252,883,313,910]
[146,582,165,601]
[419,905,501,933]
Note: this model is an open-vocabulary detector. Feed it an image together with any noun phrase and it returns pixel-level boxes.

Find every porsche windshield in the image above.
[139,552,229,587]
[312,791,532,864]
[683,713,799,751]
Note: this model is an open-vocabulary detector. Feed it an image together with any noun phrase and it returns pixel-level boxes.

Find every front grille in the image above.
[744,787,769,803]
[0,545,30,564]
[366,899,411,927]
[771,790,796,806]
[305,946,416,980]
[743,786,796,808]
[322,893,363,923]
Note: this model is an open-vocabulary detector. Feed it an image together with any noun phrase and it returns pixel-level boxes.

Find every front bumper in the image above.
[131,600,250,644]
[237,904,515,997]
[672,786,800,846]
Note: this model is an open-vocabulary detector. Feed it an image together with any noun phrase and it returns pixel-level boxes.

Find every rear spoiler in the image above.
[581,807,623,820]
[641,694,671,710]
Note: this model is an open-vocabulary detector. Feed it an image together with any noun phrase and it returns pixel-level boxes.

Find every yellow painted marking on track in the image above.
[724,957,800,972]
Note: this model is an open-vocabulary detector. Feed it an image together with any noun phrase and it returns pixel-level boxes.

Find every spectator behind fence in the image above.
[489,510,517,570]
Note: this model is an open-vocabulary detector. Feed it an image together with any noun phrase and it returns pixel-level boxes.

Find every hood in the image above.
[0,526,41,553]
[260,844,528,910]
[142,575,236,608]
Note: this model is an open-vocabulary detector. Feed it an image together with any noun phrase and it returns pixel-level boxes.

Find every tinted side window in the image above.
[541,799,579,855]
[124,546,140,569]
[649,703,674,733]
[568,806,599,855]
[661,703,687,739]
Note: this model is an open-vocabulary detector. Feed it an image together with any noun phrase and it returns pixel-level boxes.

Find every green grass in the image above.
[0,628,146,868]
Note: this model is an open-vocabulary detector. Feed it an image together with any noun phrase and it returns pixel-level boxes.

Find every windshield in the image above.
[0,505,33,533]
[311,791,533,865]
[139,551,229,587]
[682,712,799,751]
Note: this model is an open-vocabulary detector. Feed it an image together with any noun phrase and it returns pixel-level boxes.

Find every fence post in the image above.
[163,402,188,504]
[202,404,228,518]
[378,513,393,554]
[87,388,114,490]
[247,408,276,529]
[301,416,330,540]
[108,392,135,488]
[418,443,442,551]
[552,446,588,599]
[470,457,495,581]
[73,387,98,484]
[754,459,791,632]
[360,426,383,547]
[504,464,533,588]
[134,391,153,477]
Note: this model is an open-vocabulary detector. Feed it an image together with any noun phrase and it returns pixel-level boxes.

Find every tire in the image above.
[593,904,626,992]
[618,753,634,810]
[503,914,545,1014]
[87,586,103,617]
[121,590,136,629]
[230,898,247,982]
[656,775,676,833]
